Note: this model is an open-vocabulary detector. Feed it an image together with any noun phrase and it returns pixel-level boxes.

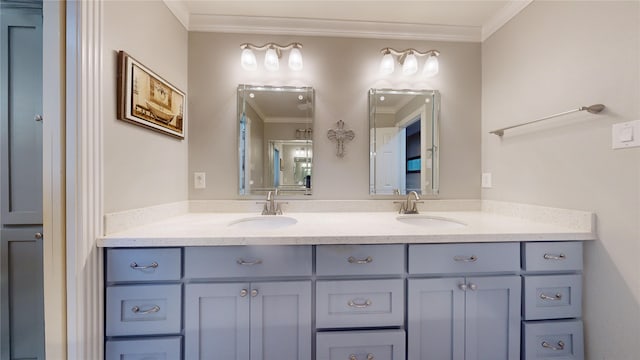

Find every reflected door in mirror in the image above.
[369,89,440,196]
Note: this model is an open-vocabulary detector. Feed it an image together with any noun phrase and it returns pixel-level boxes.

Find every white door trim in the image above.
[42,1,67,359]
[65,1,104,359]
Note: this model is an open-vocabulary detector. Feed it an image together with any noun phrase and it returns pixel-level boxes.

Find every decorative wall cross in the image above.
[327,120,355,158]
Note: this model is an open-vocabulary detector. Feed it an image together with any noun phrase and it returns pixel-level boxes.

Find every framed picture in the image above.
[117,51,185,138]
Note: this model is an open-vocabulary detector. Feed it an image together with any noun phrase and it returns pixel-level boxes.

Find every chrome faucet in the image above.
[394,191,423,214]
[260,189,286,215]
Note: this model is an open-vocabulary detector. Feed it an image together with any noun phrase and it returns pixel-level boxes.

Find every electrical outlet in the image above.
[482,173,492,188]
[194,172,206,189]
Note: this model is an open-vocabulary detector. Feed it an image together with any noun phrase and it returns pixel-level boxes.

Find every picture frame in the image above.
[117,51,186,138]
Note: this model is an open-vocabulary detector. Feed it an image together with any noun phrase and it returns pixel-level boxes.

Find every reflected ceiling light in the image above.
[240,42,304,71]
[379,48,440,77]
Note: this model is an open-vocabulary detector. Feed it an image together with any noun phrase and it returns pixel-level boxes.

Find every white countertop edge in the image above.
[97,232,595,248]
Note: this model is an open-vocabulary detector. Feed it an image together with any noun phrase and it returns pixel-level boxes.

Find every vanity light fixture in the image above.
[379,48,440,77]
[240,42,304,71]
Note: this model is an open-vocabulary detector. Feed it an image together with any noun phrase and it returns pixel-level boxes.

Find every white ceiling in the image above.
[163,0,533,42]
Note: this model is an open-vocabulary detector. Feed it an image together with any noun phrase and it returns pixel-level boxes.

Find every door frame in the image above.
[42,0,105,359]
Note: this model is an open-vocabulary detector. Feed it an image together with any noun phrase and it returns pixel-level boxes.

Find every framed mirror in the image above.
[369,89,440,195]
[238,84,314,196]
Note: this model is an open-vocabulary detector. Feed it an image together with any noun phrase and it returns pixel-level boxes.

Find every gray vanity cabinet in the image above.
[408,275,521,360]
[407,243,521,360]
[185,281,312,360]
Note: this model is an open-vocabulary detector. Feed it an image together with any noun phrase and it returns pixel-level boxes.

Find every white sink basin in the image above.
[396,215,467,229]
[227,216,298,230]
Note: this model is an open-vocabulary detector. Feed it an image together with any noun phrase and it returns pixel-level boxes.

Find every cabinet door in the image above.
[185,283,250,360]
[1,7,43,225]
[250,281,311,360]
[408,278,465,360]
[0,227,44,360]
[464,276,521,360]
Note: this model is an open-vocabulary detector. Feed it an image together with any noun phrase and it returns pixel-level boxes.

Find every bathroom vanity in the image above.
[99,204,592,360]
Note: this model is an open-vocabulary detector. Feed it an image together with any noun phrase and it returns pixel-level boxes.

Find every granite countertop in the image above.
[98,204,596,247]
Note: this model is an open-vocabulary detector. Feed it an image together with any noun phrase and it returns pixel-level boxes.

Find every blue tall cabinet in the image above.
[0,1,44,359]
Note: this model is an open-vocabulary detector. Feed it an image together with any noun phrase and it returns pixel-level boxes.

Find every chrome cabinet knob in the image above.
[459,283,468,291]
[35,114,43,122]
[35,232,43,240]
[468,283,477,291]
[251,289,258,297]
[240,289,248,297]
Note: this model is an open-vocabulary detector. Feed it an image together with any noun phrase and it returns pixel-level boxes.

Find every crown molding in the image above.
[482,0,533,41]
[162,1,533,43]
[189,14,481,42]
[162,0,189,30]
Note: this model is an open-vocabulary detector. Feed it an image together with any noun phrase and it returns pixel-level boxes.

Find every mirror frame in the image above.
[369,88,440,196]
[237,84,315,197]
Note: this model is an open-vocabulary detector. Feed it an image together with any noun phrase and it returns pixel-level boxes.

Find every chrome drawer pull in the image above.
[130,261,158,270]
[540,292,563,301]
[543,253,566,260]
[131,305,160,314]
[453,255,477,262]
[541,340,565,351]
[347,299,372,308]
[348,256,373,264]
[236,258,263,266]
[349,354,374,360]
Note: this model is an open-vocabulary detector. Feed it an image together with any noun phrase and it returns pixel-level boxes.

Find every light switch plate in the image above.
[612,120,640,149]
[194,172,206,189]
[481,173,492,188]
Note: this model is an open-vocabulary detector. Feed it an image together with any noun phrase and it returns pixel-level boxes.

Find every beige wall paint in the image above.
[188,33,481,199]
[103,0,188,213]
[482,1,640,358]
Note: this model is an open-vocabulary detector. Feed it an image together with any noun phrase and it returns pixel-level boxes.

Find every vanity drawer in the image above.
[184,245,312,278]
[523,320,584,360]
[105,336,182,360]
[316,244,405,276]
[106,284,182,336]
[106,248,181,282]
[522,242,582,272]
[316,279,404,328]
[317,330,406,360]
[409,243,520,275]
[523,274,582,320]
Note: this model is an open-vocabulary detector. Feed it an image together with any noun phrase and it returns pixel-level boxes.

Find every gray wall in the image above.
[103,0,188,213]
[482,1,640,358]
[188,33,481,199]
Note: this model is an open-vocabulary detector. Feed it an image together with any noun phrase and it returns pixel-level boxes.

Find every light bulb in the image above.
[240,48,257,71]
[423,53,439,77]
[380,52,395,75]
[264,47,280,72]
[402,52,418,76]
[288,46,303,71]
